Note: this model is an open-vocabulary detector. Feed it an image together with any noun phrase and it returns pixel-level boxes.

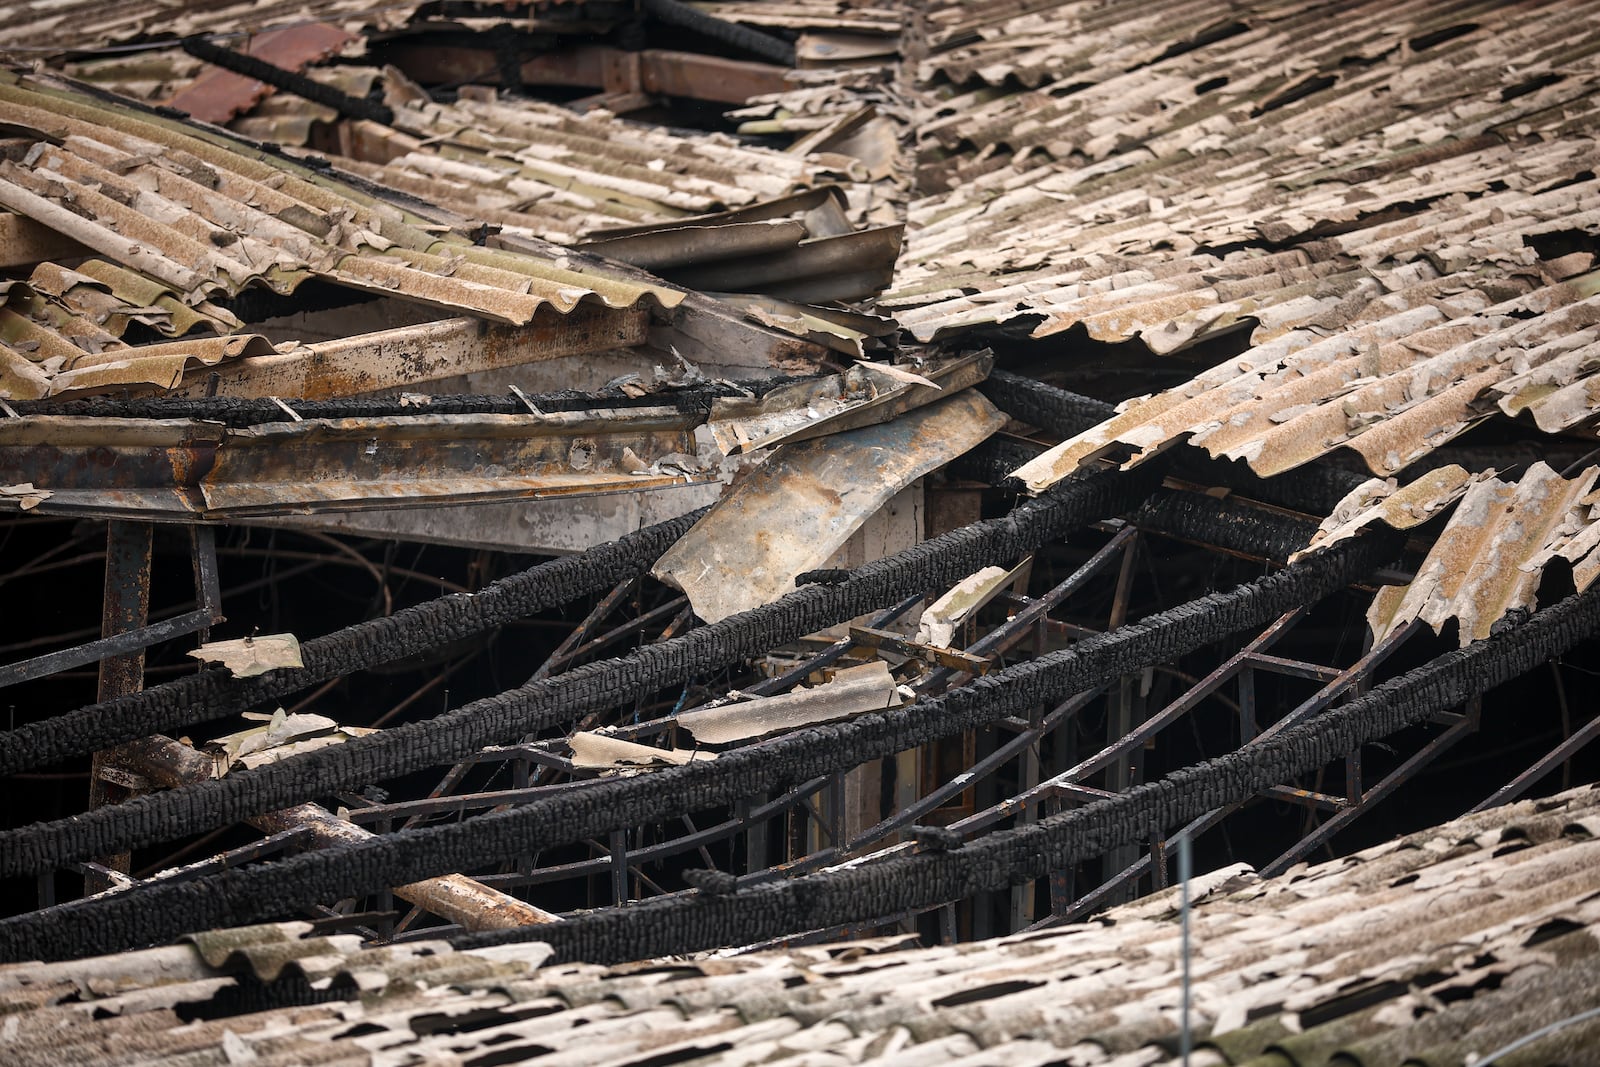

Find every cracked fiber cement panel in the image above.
[653,390,1006,623]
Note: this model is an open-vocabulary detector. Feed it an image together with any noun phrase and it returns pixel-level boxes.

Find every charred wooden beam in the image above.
[121,735,557,930]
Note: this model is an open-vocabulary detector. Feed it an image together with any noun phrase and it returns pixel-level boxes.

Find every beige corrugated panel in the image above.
[0,73,684,397]
[913,0,1592,149]
[1290,463,1485,562]
[64,61,879,246]
[1368,463,1600,645]
[0,276,267,400]
[1,786,1598,1065]
[0,0,421,53]
[890,3,1600,497]
[892,1,1600,332]
[916,0,1262,90]
[1011,275,1600,488]
[363,83,865,243]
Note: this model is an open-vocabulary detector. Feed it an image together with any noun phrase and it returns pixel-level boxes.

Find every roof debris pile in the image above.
[191,65,886,244]
[2,2,1600,1060]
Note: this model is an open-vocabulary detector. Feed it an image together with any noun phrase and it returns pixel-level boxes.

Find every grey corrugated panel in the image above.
[2,786,1597,1065]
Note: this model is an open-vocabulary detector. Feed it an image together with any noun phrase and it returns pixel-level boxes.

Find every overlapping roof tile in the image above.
[0,71,688,397]
[2,785,1597,1065]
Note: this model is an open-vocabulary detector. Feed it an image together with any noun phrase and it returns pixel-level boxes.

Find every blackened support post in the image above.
[85,520,153,894]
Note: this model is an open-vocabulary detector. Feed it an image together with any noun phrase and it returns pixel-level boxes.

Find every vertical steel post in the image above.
[609,828,629,905]
[1103,535,1142,898]
[85,520,152,894]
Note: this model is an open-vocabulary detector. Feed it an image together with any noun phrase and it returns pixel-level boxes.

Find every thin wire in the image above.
[1178,832,1193,1067]
[1475,1004,1600,1064]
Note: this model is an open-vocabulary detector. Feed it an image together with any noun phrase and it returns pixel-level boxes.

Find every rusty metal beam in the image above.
[84,521,151,894]
[634,49,792,105]
[121,735,558,931]
[168,309,650,401]
[0,402,711,521]
[0,526,222,689]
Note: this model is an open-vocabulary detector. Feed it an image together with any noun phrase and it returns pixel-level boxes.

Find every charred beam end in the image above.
[979,370,1367,515]
[979,368,1114,439]
[180,35,396,126]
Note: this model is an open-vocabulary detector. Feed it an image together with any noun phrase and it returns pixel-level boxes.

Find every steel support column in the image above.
[85,521,152,893]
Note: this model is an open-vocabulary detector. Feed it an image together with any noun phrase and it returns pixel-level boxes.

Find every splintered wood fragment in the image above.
[120,736,558,929]
[569,731,716,770]
[849,625,993,675]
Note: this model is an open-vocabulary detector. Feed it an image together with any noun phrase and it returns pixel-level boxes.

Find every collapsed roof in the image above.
[1,1,1600,1062]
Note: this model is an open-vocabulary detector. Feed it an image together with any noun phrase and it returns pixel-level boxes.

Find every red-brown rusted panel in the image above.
[167,22,356,126]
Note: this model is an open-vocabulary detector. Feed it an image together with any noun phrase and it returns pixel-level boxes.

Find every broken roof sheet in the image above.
[1362,462,1600,645]
[3,784,1597,1064]
[654,384,1005,622]
[51,57,896,264]
[0,72,687,398]
[0,0,525,56]
[329,75,875,244]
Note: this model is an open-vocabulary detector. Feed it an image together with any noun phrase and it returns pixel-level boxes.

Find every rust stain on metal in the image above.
[654,390,1006,623]
[1369,463,1600,645]
[166,22,356,126]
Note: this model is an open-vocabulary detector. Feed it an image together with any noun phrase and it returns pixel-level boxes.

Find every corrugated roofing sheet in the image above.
[0,0,468,55]
[865,0,1600,643]
[67,58,890,247]
[1363,462,1600,644]
[2,784,1597,1065]
[350,76,873,243]
[865,1,1600,497]
[0,72,686,398]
